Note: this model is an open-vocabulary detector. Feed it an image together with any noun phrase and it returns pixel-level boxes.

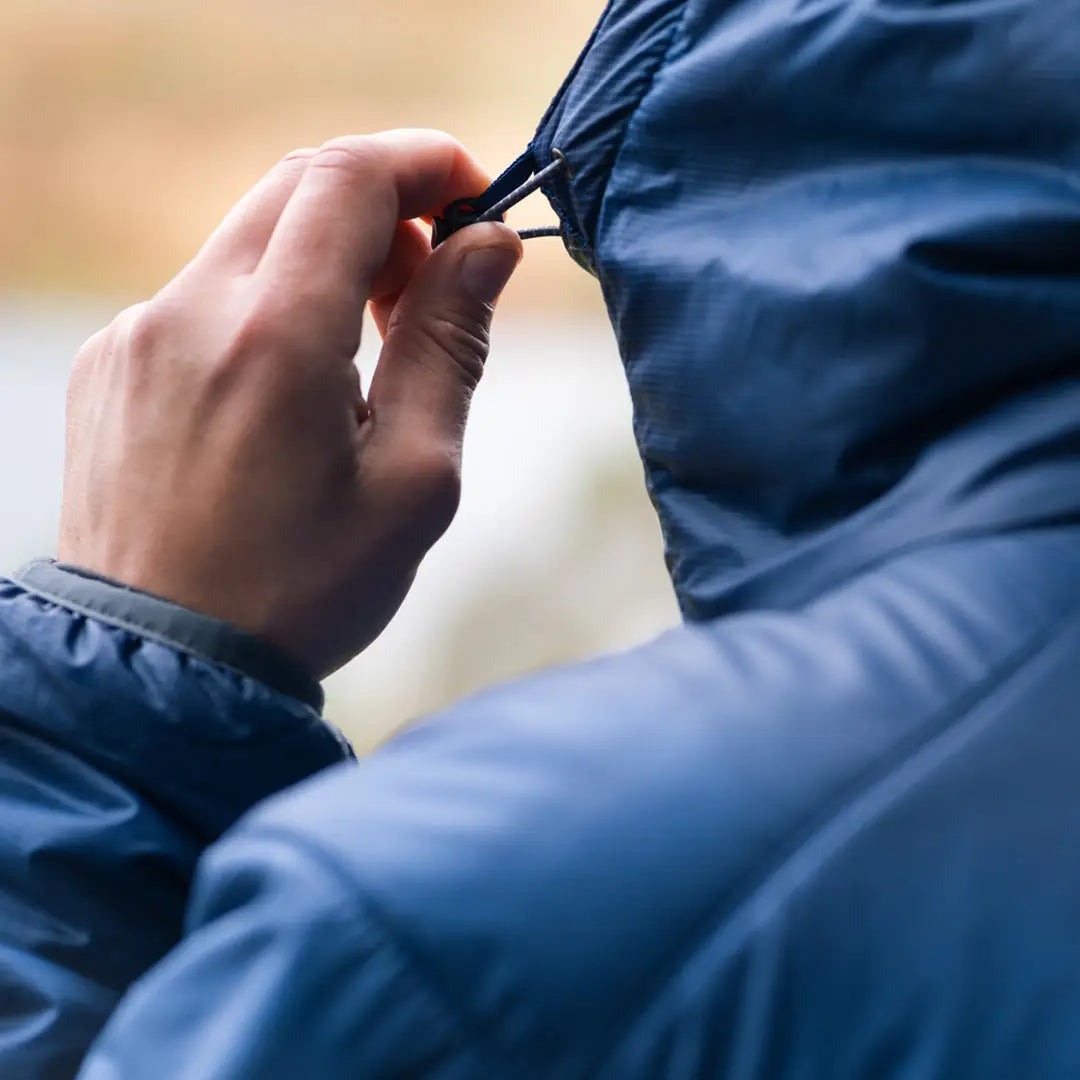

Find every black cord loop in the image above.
[432,150,570,248]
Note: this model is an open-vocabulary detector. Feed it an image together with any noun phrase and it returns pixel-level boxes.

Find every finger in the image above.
[190,149,317,275]
[367,222,521,461]
[369,219,432,338]
[258,130,491,320]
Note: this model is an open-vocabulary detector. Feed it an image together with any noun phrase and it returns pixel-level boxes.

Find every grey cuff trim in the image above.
[13,560,324,713]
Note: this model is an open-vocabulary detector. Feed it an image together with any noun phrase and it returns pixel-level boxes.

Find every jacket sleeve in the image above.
[0,560,353,1080]
[76,831,492,1080]
[73,529,1080,1080]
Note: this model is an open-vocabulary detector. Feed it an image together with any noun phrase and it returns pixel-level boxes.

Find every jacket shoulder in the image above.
[216,530,1080,1077]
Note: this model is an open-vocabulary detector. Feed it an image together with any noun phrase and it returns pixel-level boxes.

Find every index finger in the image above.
[257,130,492,314]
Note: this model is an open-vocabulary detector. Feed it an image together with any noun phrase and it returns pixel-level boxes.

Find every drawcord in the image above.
[432,150,571,248]
[517,226,564,240]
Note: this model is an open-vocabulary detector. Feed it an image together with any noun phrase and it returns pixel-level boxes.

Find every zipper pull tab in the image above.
[432,149,571,248]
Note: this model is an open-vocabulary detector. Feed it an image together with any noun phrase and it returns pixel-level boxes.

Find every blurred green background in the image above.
[0,0,678,749]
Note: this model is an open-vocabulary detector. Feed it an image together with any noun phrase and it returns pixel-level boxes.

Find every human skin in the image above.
[58,129,523,679]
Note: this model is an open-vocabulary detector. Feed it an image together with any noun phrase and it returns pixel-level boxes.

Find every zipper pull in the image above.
[432,149,571,248]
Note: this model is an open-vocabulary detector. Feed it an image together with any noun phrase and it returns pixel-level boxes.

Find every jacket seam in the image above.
[587,0,694,545]
[531,0,620,262]
[589,0,694,248]
[238,824,522,1080]
[708,514,1080,621]
[536,0,693,260]
[0,696,347,856]
[8,566,325,716]
[590,602,1080,1076]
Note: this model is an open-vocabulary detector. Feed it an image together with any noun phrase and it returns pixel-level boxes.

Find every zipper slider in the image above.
[432,149,571,248]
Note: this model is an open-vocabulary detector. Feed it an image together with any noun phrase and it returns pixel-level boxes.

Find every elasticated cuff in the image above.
[13,559,324,713]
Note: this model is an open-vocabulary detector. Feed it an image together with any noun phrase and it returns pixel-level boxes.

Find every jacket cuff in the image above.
[13,560,323,713]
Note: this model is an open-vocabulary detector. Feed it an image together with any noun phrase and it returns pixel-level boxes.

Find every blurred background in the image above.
[0,0,678,749]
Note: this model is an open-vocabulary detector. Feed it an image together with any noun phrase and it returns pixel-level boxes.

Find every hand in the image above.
[59,130,523,679]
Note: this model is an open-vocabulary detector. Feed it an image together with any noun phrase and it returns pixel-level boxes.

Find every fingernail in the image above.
[461,246,521,305]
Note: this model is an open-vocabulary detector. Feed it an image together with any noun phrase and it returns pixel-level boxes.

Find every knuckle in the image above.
[390,442,463,539]
[230,295,283,360]
[308,137,397,219]
[280,146,318,163]
[66,337,100,409]
[69,326,107,379]
[311,137,388,183]
[416,458,463,536]
[420,446,463,501]
[66,305,140,404]
[230,287,343,369]
[124,300,172,359]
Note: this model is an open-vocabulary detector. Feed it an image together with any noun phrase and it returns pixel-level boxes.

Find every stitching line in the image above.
[8,574,323,717]
[584,0,696,597]
[535,0,693,263]
[590,0,695,246]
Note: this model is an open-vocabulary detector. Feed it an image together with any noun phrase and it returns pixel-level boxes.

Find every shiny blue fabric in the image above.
[0,581,350,1078]
[533,0,1080,618]
[69,1,1080,1077]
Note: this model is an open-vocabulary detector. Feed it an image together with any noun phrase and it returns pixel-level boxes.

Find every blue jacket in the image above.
[0,563,352,1077]
[7,0,1080,1076]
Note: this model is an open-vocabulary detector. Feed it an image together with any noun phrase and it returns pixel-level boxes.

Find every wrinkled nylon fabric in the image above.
[5,1,1077,1077]
[79,533,1080,1079]
[533,0,1080,619]
[0,581,350,1078]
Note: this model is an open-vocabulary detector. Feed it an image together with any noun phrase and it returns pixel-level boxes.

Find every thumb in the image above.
[368,222,522,451]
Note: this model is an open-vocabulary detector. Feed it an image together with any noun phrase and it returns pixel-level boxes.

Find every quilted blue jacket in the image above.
[7,1,1080,1077]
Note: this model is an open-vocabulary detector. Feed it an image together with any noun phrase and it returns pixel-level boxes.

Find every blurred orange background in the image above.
[0,0,605,309]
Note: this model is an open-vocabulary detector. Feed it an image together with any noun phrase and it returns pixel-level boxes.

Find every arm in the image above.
[75,530,1080,1080]
[2,130,520,1078]
[76,831,491,1080]
[0,563,349,1079]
